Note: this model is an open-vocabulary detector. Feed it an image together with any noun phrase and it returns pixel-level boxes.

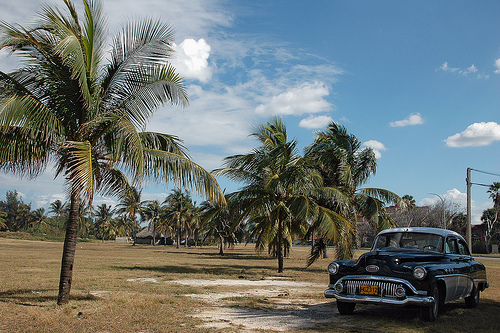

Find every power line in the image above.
[470,168,500,178]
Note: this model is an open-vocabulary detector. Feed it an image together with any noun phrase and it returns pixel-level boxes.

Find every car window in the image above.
[445,238,459,254]
[458,239,470,255]
[372,232,443,252]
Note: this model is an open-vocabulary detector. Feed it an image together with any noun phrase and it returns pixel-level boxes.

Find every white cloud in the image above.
[362,140,387,159]
[255,82,332,116]
[389,113,424,127]
[445,122,500,147]
[439,62,489,78]
[494,58,500,74]
[420,189,491,225]
[299,115,333,129]
[171,38,212,83]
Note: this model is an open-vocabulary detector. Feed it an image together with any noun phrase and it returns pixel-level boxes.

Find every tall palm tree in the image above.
[0,0,223,304]
[164,188,193,248]
[305,122,405,260]
[30,207,48,232]
[215,118,349,272]
[94,203,114,241]
[487,182,500,209]
[142,200,164,245]
[49,199,67,232]
[0,209,6,230]
[201,197,237,255]
[116,186,143,236]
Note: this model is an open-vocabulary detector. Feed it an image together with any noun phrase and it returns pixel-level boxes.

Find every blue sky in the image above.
[1,0,499,224]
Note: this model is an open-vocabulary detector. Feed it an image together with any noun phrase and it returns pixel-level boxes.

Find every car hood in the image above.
[360,249,445,266]
[337,249,446,277]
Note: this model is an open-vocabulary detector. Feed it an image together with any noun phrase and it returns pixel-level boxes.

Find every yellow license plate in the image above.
[360,285,379,296]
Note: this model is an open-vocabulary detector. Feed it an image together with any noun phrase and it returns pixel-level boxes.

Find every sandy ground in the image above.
[167,278,344,332]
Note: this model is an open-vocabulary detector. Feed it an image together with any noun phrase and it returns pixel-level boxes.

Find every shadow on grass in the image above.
[113,262,285,276]
[0,288,97,307]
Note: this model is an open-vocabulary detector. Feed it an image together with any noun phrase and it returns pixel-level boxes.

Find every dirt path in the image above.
[168,278,344,332]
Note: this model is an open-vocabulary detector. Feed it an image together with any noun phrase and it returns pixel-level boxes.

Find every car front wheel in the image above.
[337,301,356,315]
[420,283,440,321]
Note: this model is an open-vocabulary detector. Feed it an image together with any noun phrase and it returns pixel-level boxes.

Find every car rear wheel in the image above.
[337,301,356,315]
[465,284,480,308]
[420,283,439,321]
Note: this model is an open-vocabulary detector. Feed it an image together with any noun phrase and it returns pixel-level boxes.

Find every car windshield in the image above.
[372,232,444,252]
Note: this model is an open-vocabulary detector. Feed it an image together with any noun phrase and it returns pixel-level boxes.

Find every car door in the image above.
[443,237,461,302]
[457,238,473,298]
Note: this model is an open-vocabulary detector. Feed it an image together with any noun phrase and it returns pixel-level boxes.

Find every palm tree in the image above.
[94,203,114,241]
[215,118,348,272]
[0,0,223,304]
[305,122,405,260]
[163,188,193,248]
[49,199,67,233]
[200,195,243,254]
[30,207,48,232]
[116,187,143,237]
[0,209,6,230]
[487,182,500,209]
[142,200,164,245]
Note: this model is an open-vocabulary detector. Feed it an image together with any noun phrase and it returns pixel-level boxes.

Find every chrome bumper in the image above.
[324,275,434,307]
[324,288,435,306]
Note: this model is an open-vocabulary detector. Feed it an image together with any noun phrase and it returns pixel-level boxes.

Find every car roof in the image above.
[377,227,464,239]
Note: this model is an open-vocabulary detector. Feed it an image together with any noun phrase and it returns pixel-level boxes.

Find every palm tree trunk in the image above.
[219,234,224,256]
[176,227,181,249]
[57,192,80,305]
[277,218,284,273]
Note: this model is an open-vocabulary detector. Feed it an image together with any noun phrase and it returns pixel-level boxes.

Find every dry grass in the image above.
[1,237,499,332]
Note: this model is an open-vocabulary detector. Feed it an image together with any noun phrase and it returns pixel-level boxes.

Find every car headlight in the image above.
[413,266,427,280]
[328,262,339,275]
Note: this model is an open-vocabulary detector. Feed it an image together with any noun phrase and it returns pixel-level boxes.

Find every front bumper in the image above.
[324,275,434,307]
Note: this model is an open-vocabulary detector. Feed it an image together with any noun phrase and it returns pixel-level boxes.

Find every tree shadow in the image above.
[113,262,287,276]
[0,288,97,307]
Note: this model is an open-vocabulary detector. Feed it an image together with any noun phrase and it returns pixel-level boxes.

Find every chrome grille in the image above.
[344,279,400,298]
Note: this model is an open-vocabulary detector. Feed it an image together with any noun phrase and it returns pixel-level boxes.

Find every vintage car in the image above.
[324,227,488,321]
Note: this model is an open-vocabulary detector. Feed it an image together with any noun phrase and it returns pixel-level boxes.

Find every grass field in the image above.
[1,236,499,332]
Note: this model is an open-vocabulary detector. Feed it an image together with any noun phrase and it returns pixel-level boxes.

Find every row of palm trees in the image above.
[211,118,405,272]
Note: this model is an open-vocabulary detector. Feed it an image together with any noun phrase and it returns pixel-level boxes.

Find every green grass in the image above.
[1,237,499,332]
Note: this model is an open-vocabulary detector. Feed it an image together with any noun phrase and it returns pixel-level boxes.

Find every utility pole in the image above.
[466,168,472,253]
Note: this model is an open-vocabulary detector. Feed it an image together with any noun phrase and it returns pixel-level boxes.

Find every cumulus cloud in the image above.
[389,113,424,127]
[171,38,212,83]
[445,122,500,147]
[420,189,489,225]
[362,140,387,159]
[299,115,333,129]
[439,62,488,78]
[255,82,331,116]
[494,58,500,74]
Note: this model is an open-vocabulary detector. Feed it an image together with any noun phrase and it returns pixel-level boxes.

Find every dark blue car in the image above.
[325,227,489,321]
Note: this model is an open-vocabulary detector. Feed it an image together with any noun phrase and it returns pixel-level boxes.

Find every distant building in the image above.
[134,225,172,245]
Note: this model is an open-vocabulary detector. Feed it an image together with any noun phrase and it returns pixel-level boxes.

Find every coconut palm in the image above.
[49,199,67,232]
[116,186,144,236]
[0,0,223,304]
[487,182,500,209]
[163,188,193,248]
[0,209,6,230]
[201,195,240,255]
[215,118,350,272]
[30,207,48,232]
[305,122,405,260]
[142,200,164,245]
[93,203,114,241]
